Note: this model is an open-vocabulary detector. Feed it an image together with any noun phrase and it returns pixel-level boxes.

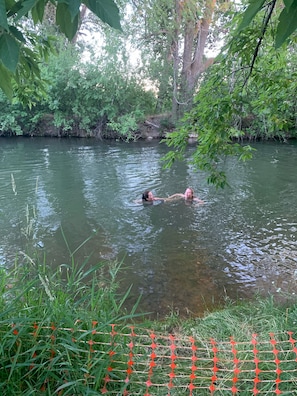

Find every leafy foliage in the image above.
[0,90,30,135]
[0,42,157,139]
[237,0,297,49]
[163,63,256,188]
[0,0,121,101]
[40,45,156,138]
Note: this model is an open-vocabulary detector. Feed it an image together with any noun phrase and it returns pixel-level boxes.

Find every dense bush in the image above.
[0,45,157,140]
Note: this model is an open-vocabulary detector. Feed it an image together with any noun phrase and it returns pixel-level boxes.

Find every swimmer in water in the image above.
[167,187,204,204]
[142,190,167,203]
[134,190,166,204]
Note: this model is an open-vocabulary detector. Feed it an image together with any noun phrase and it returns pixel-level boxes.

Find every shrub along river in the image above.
[1,137,297,318]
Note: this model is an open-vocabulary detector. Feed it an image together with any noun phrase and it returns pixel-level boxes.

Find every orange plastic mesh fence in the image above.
[7,323,297,395]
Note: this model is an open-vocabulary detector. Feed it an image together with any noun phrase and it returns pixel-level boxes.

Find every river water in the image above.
[1,137,297,318]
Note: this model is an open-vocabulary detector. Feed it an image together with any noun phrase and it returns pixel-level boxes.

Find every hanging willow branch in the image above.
[243,0,277,87]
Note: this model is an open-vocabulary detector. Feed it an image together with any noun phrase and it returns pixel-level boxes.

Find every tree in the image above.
[130,0,225,120]
[176,0,217,117]
[163,0,297,187]
[0,0,121,101]
[0,34,157,139]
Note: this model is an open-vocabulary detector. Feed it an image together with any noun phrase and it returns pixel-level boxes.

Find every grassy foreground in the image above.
[1,253,297,395]
[0,252,141,395]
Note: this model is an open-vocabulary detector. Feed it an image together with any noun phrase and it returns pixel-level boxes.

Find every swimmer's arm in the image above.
[153,196,167,201]
[165,193,184,201]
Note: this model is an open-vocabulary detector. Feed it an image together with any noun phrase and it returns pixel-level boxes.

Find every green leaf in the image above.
[0,62,13,99]
[9,26,26,43]
[31,0,46,24]
[67,0,81,21]
[0,0,9,30]
[275,0,297,48]
[284,0,294,7]
[15,0,36,21]
[237,0,266,31]
[0,33,20,72]
[84,0,122,30]
[56,3,79,40]
[21,46,41,77]
[6,0,23,18]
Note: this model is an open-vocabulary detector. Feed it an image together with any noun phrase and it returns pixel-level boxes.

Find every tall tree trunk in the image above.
[171,0,182,120]
[175,0,216,119]
[133,0,219,121]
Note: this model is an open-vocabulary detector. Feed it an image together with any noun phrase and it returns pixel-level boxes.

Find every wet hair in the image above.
[142,190,150,201]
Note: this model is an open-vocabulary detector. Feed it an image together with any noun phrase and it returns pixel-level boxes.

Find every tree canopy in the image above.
[0,0,121,100]
[1,0,297,104]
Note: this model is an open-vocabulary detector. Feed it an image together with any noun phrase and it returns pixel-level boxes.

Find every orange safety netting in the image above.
[8,323,297,395]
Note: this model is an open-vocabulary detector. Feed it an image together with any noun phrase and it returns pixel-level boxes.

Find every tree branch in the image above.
[243,0,277,87]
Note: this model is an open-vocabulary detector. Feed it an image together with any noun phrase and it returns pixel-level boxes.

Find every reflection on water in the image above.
[1,138,297,318]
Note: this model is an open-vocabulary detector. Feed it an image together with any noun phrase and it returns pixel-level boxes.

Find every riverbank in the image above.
[0,113,174,140]
[1,112,295,144]
[1,257,297,394]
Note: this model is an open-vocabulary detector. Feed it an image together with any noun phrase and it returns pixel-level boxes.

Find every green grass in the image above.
[0,248,141,395]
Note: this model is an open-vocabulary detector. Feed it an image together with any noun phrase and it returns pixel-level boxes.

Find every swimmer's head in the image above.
[184,187,194,200]
[142,190,154,201]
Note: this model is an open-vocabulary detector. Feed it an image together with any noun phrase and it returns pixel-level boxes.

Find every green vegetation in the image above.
[0,246,141,394]
[0,0,121,100]
[237,0,297,50]
[158,295,297,341]
[1,251,297,394]
[1,2,297,391]
[0,43,157,140]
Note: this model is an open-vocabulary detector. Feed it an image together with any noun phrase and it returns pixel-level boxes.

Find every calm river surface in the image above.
[1,137,297,318]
